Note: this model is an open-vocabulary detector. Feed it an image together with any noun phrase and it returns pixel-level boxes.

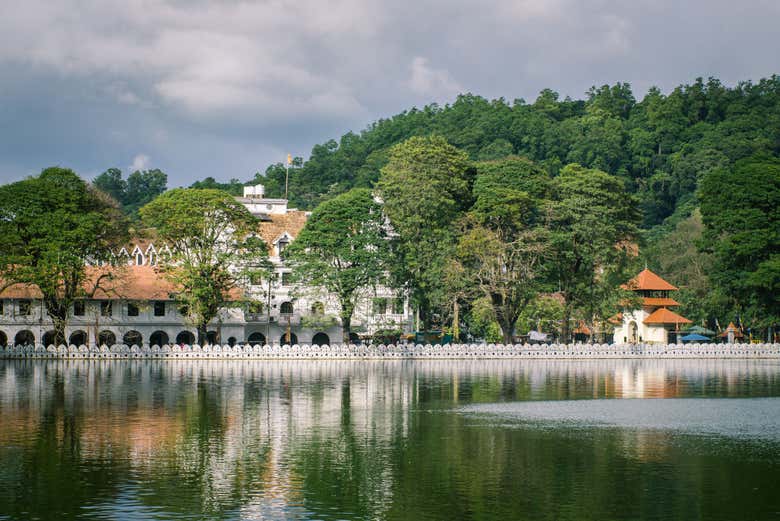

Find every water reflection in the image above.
[0,359,779,521]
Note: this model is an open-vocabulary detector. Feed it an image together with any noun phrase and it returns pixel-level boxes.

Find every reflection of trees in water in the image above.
[0,359,779,520]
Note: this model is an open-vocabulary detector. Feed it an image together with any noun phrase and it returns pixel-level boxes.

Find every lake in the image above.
[1,359,779,520]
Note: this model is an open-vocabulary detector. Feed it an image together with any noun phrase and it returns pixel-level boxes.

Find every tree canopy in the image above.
[0,167,128,345]
[94,168,167,218]
[140,188,268,344]
[698,156,780,327]
[376,135,473,326]
[285,188,391,340]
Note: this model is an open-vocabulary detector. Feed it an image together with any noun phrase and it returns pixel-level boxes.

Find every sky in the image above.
[0,0,778,187]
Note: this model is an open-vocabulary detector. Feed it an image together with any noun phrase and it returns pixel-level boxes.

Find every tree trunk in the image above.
[44,296,68,346]
[561,300,573,344]
[492,294,518,345]
[197,324,207,346]
[452,300,459,342]
[341,314,351,344]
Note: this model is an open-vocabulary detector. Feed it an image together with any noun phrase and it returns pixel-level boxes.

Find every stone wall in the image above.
[1,342,779,359]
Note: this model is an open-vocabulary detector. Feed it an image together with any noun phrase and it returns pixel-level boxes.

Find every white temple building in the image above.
[0,185,411,347]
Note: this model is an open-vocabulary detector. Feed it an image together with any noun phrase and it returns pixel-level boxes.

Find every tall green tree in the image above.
[93,167,126,202]
[285,188,391,341]
[93,167,168,218]
[698,156,780,327]
[547,164,641,341]
[0,168,128,345]
[140,189,268,345]
[455,157,550,343]
[376,135,473,327]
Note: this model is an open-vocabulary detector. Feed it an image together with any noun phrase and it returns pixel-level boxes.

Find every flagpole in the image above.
[284,153,292,200]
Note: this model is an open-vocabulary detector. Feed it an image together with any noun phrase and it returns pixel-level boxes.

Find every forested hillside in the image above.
[92,75,778,337]
[257,76,779,226]
[249,76,779,335]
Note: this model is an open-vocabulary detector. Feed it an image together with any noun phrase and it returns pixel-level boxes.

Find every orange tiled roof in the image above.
[643,307,692,325]
[573,321,591,335]
[622,268,678,291]
[257,210,308,254]
[608,312,623,325]
[642,297,680,307]
[719,322,744,337]
[1,265,243,301]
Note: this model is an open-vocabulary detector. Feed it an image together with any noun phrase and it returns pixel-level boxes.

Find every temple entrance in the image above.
[628,321,638,343]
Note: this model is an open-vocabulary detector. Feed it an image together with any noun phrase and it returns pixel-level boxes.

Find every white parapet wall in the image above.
[1,343,779,359]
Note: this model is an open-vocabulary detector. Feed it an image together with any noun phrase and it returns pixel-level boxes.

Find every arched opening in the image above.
[69,330,88,346]
[42,330,58,347]
[207,330,220,345]
[628,321,638,343]
[123,330,143,346]
[0,331,7,347]
[311,301,325,315]
[175,331,195,345]
[150,330,169,347]
[14,330,35,346]
[279,332,298,345]
[227,336,237,347]
[247,332,266,346]
[312,332,330,346]
[98,330,116,346]
[280,301,294,314]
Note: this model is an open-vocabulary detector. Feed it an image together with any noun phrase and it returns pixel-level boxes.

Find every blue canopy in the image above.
[681,333,710,342]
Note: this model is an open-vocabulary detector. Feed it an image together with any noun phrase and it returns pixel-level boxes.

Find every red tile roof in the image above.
[622,268,678,291]
[643,307,692,325]
[1,265,244,301]
[642,297,680,307]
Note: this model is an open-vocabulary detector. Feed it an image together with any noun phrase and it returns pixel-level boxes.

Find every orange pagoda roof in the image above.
[642,297,680,307]
[719,322,744,338]
[622,268,678,291]
[643,308,692,325]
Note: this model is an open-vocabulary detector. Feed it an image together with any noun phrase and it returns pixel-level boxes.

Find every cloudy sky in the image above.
[1,0,778,187]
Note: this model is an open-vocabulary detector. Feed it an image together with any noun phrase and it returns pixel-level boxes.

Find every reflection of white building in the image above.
[0,185,412,347]
[612,269,692,345]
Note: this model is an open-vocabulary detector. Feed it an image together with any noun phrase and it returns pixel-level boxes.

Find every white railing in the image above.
[0,343,778,359]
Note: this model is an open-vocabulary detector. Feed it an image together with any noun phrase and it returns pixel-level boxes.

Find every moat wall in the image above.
[1,343,779,359]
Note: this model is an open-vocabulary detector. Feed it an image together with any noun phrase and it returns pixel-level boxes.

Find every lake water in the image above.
[1,359,779,520]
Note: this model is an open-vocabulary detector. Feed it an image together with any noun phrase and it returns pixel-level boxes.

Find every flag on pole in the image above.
[287,154,292,165]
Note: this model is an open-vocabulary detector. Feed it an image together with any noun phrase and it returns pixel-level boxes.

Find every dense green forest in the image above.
[92,75,779,338]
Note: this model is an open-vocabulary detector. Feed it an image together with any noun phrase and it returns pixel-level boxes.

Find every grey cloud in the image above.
[0,0,778,186]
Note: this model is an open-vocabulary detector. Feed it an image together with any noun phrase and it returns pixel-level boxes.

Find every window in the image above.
[154,301,166,317]
[393,298,405,315]
[280,301,294,314]
[148,253,157,266]
[135,253,144,265]
[281,272,292,286]
[127,302,139,317]
[73,301,85,316]
[277,237,289,256]
[372,298,387,316]
[100,301,112,317]
[311,301,325,315]
[19,300,31,316]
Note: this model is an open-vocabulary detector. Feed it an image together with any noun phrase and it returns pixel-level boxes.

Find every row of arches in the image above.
[0,330,332,346]
[245,332,330,345]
